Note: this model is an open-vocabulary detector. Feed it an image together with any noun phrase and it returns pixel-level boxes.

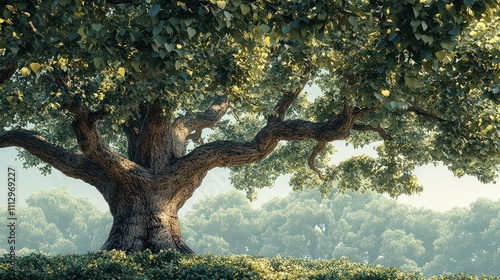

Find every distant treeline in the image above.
[0,188,112,255]
[181,189,500,277]
[1,187,499,277]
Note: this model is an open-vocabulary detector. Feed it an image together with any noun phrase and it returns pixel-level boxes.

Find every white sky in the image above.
[1,143,500,216]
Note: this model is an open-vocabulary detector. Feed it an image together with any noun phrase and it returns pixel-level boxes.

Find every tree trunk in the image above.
[101,185,196,254]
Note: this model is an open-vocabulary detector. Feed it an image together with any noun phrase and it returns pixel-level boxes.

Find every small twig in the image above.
[352,124,392,141]
[407,105,448,123]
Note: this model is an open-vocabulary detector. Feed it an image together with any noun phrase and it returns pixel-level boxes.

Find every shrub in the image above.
[1,251,499,280]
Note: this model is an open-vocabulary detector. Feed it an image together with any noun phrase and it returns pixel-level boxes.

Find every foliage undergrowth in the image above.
[0,250,498,280]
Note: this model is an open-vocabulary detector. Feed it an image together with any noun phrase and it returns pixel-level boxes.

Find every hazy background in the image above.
[2,142,500,215]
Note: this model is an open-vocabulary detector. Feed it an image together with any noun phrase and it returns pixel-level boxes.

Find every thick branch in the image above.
[69,103,152,182]
[0,129,112,191]
[131,100,174,171]
[167,106,360,182]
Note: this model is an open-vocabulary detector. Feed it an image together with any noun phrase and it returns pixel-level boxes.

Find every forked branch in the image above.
[69,103,152,182]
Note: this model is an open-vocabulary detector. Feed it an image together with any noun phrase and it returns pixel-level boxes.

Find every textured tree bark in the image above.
[101,187,196,254]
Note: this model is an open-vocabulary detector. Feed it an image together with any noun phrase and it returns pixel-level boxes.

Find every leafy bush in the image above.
[1,251,499,280]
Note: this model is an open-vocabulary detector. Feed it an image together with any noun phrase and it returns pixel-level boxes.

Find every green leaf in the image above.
[170,17,180,25]
[67,32,79,41]
[17,3,28,10]
[224,11,232,22]
[29,63,41,74]
[6,96,16,104]
[184,18,193,27]
[413,3,423,18]
[92,23,103,32]
[282,25,292,35]
[240,4,251,15]
[165,43,175,52]
[93,57,102,69]
[388,33,398,42]
[148,4,161,18]
[421,35,433,44]
[10,46,20,54]
[130,61,140,72]
[435,50,447,61]
[217,0,226,9]
[187,27,196,38]
[260,24,271,33]
[421,21,428,31]
[348,16,357,27]
[410,20,421,31]
[405,77,415,88]
[153,25,162,37]
[448,26,461,36]
[155,35,167,45]
[440,42,454,51]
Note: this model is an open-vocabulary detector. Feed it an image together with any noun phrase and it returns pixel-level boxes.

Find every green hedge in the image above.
[0,250,498,280]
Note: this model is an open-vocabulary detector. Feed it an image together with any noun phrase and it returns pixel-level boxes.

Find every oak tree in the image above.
[1,0,499,253]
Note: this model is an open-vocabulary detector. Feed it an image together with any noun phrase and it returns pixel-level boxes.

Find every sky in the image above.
[1,142,500,216]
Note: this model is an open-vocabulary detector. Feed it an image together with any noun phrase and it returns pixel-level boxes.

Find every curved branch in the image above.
[0,129,112,192]
[308,141,327,179]
[69,103,152,182]
[170,93,229,151]
[174,92,229,134]
[166,106,360,181]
